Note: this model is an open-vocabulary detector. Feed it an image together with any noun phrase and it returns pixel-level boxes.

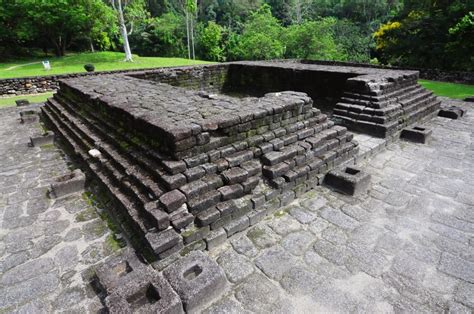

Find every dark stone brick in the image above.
[218,184,244,201]
[196,208,221,227]
[159,190,186,213]
[226,150,253,167]
[187,190,221,214]
[262,163,290,179]
[179,180,209,199]
[221,167,249,185]
[146,229,182,255]
[241,176,260,193]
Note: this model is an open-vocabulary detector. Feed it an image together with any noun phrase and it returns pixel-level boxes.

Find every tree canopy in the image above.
[0,0,472,71]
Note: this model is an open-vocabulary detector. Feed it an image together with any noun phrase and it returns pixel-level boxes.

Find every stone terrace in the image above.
[0,98,472,312]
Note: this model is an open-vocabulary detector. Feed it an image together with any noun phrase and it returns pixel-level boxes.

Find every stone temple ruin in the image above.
[40,60,441,311]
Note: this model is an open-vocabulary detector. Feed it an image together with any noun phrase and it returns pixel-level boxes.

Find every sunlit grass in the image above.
[0,51,212,79]
[0,92,54,108]
[419,80,474,99]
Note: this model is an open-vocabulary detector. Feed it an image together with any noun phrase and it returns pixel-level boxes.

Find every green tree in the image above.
[373,1,473,70]
[238,4,285,60]
[130,12,186,57]
[198,21,225,61]
[284,18,345,60]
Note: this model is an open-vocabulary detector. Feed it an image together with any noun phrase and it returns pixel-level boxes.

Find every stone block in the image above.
[205,228,227,250]
[400,126,432,144]
[221,167,249,185]
[95,248,150,293]
[49,169,86,198]
[196,207,220,227]
[20,110,39,124]
[144,202,170,230]
[170,207,194,230]
[30,131,55,147]
[218,184,244,201]
[224,215,249,237]
[438,106,466,120]
[324,166,371,196]
[105,272,183,314]
[146,229,182,255]
[15,99,30,107]
[163,251,227,312]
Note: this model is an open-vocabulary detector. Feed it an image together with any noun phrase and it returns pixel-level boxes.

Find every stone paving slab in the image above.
[0,105,117,313]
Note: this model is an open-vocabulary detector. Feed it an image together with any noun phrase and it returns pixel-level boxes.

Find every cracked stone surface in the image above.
[205,98,474,313]
[0,105,116,312]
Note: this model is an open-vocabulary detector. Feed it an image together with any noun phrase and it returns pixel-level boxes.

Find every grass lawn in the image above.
[0,51,212,79]
[419,79,474,99]
[0,92,54,108]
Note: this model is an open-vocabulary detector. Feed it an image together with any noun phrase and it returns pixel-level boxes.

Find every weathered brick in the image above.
[241,176,260,193]
[196,208,221,227]
[262,163,290,179]
[159,190,186,213]
[162,173,187,190]
[240,160,262,176]
[221,167,249,185]
[218,184,244,200]
[184,166,206,182]
[187,190,221,213]
[179,180,209,199]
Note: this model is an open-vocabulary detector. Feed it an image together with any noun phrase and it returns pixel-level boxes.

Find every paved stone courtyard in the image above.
[0,97,473,313]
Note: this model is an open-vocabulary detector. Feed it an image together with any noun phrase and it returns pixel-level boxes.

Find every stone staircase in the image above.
[333,75,441,137]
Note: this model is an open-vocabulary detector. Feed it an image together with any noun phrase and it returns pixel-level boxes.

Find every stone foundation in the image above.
[41,61,440,261]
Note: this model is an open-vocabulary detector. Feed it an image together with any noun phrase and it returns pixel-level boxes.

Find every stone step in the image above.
[43,102,172,232]
[41,104,151,236]
[54,93,173,172]
[47,98,162,203]
[342,84,422,106]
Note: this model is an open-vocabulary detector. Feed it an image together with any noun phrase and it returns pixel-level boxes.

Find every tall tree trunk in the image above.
[90,39,95,53]
[117,0,133,62]
[190,14,195,60]
[185,10,191,59]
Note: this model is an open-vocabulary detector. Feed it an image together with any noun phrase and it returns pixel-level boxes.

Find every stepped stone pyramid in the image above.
[42,61,440,260]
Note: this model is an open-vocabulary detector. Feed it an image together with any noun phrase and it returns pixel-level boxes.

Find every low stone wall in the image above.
[2,60,472,97]
[0,68,181,97]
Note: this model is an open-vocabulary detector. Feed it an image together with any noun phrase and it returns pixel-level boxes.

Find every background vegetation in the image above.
[0,0,473,71]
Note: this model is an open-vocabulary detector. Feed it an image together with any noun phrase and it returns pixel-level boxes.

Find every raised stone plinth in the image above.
[41,60,440,261]
[163,251,227,312]
[324,166,371,195]
[439,106,466,119]
[49,169,86,198]
[30,131,55,147]
[401,126,432,144]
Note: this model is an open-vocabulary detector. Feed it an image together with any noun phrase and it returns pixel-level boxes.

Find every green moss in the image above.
[247,227,266,244]
[105,234,121,252]
[75,206,99,222]
[40,143,55,150]
[274,209,287,218]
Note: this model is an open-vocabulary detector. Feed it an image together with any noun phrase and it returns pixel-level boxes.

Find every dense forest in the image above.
[1,0,473,71]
